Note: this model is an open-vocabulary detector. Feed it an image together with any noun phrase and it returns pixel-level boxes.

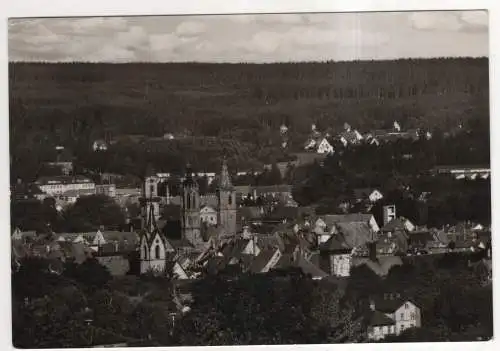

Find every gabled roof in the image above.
[322,213,375,228]
[319,234,351,252]
[336,222,375,248]
[373,296,411,313]
[351,255,403,277]
[249,248,278,273]
[368,310,395,327]
[381,218,412,232]
[294,255,328,279]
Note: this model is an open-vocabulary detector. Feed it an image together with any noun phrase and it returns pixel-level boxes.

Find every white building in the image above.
[367,296,421,341]
[35,175,96,196]
[200,205,218,226]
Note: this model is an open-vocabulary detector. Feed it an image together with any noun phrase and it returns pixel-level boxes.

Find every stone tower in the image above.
[181,164,202,247]
[217,159,237,237]
[141,165,161,232]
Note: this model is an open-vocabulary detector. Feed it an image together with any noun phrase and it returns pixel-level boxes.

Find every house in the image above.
[200,205,218,226]
[92,139,108,152]
[367,311,397,341]
[249,248,282,274]
[381,217,416,234]
[351,255,403,277]
[353,188,384,203]
[431,165,490,180]
[318,219,377,277]
[372,295,422,336]
[35,175,96,197]
[315,213,380,243]
[367,294,421,340]
[95,184,117,198]
[339,129,364,147]
[305,136,335,155]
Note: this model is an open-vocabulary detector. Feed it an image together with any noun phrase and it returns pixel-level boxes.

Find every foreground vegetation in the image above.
[12,251,492,347]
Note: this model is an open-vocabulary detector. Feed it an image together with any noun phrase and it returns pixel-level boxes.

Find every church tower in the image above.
[141,165,161,232]
[181,164,203,247]
[217,159,237,236]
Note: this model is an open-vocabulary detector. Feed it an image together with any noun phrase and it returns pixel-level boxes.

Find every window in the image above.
[155,245,160,259]
[143,246,147,259]
[150,185,154,196]
[405,303,409,309]
[410,312,416,320]
[383,326,387,334]
[186,194,191,209]
[400,313,404,320]
[228,194,232,205]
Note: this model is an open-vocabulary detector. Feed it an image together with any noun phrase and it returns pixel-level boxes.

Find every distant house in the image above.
[92,139,108,152]
[200,205,218,226]
[95,184,117,198]
[353,188,384,203]
[305,136,334,154]
[317,218,378,277]
[431,165,490,180]
[367,295,422,340]
[35,175,96,197]
[339,129,364,147]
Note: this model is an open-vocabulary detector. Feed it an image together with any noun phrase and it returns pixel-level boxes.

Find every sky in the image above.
[8,10,489,63]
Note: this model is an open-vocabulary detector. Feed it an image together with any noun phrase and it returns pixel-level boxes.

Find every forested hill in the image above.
[9,58,489,179]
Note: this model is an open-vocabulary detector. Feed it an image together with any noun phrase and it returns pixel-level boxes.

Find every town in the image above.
[9,11,492,348]
[11,116,492,347]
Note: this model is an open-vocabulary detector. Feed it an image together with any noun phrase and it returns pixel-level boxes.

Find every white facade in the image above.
[368,324,396,341]
[317,138,334,154]
[200,205,218,225]
[387,301,422,334]
[368,190,384,203]
[139,232,175,274]
[36,176,96,196]
[331,253,351,277]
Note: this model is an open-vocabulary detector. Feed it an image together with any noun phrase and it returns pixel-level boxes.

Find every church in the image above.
[139,159,237,274]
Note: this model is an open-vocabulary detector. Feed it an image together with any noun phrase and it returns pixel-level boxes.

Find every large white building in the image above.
[35,175,96,196]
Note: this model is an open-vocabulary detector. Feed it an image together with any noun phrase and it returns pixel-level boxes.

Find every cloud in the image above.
[7,12,488,63]
[409,12,463,31]
[460,11,488,28]
[175,21,206,37]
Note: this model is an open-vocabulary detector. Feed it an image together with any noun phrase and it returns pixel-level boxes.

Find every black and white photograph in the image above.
[7,4,493,348]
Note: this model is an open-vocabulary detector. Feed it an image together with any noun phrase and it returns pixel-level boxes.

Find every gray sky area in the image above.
[8,10,488,62]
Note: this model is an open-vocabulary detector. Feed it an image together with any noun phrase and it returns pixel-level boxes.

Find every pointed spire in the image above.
[146,201,157,233]
[219,157,233,190]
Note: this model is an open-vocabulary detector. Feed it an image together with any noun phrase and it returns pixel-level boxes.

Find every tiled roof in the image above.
[368,310,395,327]
[336,222,375,248]
[322,213,374,228]
[294,255,328,279]
[351,256,403,277]
[249,249,278,273]
[319,234,351,252]
[373,296,408,313]
[381,218,409,232]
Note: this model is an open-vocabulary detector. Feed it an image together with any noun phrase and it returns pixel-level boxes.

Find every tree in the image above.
[64,258,112,292]
[64,194,126,232]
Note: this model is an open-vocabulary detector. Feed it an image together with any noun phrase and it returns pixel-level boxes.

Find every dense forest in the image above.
[9,58,489,182]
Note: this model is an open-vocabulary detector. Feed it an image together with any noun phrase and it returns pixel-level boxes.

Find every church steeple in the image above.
[218,157,233,190]
[217,157,236,237]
